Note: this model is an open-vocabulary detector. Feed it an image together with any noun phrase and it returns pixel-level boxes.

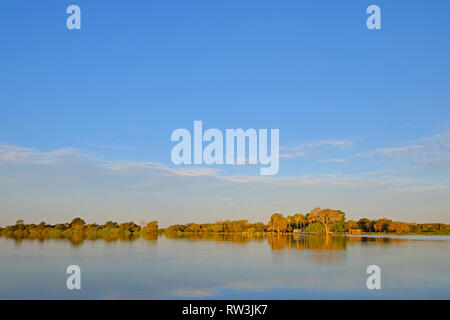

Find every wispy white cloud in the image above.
[1,142,449,225]
[1,144,448,193]
[108,161,222,178]
[356,145,423,157]
[280,138,358,160]
[76,140,140,151]
[0,144,98,165]
[279,151,305,159]
[355,130,450,171]
[300,139,358,148]
[321,158,347,163]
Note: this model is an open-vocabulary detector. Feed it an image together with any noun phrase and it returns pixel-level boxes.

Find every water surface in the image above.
[0,234,449,299]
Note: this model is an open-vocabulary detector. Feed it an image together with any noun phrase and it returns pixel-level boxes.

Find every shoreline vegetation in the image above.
[1,208,449,244]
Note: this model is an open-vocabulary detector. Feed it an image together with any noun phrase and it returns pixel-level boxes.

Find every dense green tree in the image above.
[346,220,359,231]
[267,213,288,233]
[373,218,392,233]
[305,221,325,233]
[293,214,306,231]
[357,218,372,232]
[105,221,119,228]
[211,222,224,233]
[71,217,86,226]
[165,224,187,233]
[144,221,159,234]
[388,222,410,233]
[187,223,202,233]
[286,216,293,232]
[37,222,46,231]
[119,222,140,233]
[252,222,267,233]
[307,208,345,234]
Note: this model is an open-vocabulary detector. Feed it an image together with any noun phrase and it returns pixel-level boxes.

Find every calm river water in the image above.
[0,234,449,299]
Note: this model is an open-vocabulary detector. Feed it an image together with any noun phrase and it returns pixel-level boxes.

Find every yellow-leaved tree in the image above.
[307,207,344,235]
[267,213,288,234]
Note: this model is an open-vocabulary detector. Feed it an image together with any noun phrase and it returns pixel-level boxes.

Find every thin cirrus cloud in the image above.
[0,144,98,165]
[0,142,448,191]
[279,151,305,159]
[321,158,347,163]
[280,138,358,160]
[0,139,449,225]
[76,140,141,151]
[0,143,447,197]
[354,130,450,170]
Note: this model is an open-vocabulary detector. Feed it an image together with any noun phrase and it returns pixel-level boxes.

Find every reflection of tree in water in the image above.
[346,236,406,245]
[68,232,146,245]
[3,231,407,251]
[69,232,84,246]
[2,231,156,246]
[267,234,347,251]
[141,233,158,241]
[267,234,348,265]
[164,233,266,243]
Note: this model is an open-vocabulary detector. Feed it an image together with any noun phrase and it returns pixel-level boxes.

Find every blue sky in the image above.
[1,0,449,226]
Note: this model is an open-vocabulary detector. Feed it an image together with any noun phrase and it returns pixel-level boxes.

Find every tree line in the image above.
[163,208,449,235]
[1,207,449,239]
[0,218,159,240]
